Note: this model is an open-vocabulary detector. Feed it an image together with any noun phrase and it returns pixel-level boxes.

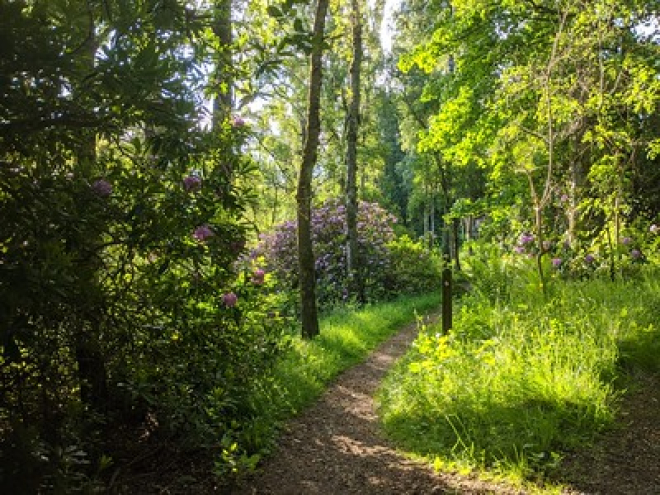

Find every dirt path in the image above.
[233,314,522,495]
[231,314,660,495]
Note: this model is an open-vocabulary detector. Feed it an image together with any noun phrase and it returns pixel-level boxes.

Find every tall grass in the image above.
[240,293,440,461]
[376,263,660,486]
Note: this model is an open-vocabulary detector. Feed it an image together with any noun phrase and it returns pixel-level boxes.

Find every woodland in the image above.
[0,0,659,493]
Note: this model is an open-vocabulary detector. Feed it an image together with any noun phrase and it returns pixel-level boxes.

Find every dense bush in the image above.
[255,199,441,310]
[0,3,285,490]
[0,134,287,491]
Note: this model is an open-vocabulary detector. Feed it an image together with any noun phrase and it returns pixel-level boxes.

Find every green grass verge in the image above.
[245,293,440,456]
[376,267,660,490]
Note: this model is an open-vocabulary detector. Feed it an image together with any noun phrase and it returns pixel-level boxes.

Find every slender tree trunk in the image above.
[212,0,232,127]
[441,210,453,333]
[435,155,452,333]
[297,0,329,339]
[430,193,436,248]
[423,190,429,246]
[452,217,461,271]
[345,0,363,302]
[75,28,108,414]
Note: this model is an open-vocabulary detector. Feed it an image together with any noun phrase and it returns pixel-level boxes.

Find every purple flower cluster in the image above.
[252,268,265,285]
[183,175,202,193]
[222,292,237,307]
[254,199,400,306]
[91,179,112,197]
[193,225,214,242]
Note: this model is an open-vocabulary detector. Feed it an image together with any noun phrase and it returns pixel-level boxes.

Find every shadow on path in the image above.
[232,314,523,495]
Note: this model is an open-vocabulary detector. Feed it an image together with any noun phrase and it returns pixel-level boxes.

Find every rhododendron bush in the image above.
[0,125,288,486]
[0,8,284,481]
[255,199,441,310]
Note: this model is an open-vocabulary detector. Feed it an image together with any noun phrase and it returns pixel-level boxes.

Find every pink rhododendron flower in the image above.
[91,179,112,197]
[252,269,265,285]
[183,175,202,193]
[193,225,213,242]
[551,257,563,268]
[585,254,595,264]
[631,249,642,259]
[621,236,632,245]
[231,115,245,127]
[222,292,237,307]
[519,233,534,245]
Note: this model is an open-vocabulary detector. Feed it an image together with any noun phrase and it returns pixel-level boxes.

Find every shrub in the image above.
[255,199,440,310]
[385,235,442,295]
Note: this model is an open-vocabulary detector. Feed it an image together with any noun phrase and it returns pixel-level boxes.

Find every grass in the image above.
[376,264,660,490]
[244,292,440,458]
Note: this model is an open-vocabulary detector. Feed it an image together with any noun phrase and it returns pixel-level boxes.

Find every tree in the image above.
[298,0,330,339]
[212,0,233,127]
[398,0,659,283]
[345,0,363,301]
[0,1,285,488]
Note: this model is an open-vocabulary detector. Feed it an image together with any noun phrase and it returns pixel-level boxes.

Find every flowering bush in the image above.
[0,124,284,488]
[255,199,439,310]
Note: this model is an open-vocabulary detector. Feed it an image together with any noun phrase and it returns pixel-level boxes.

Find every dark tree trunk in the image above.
[297,0,330,339]
[435,154,453,334]
[441,224,453,334]
[75,31,108,413]
[345,0,363,302]
[452,217,461,271]
[76,338,108,413]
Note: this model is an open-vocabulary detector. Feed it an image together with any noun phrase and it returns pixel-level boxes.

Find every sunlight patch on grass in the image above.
[249,293,440,453]
[376,267,660,490]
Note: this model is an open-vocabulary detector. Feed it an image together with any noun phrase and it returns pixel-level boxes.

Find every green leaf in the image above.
[266,5,282,18]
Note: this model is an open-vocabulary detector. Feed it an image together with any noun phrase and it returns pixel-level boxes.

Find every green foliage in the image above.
[385,235,442,294]
[377,263,660,486]
[395,0,660,277]
[0,1,286,491]
[460,242,513,303]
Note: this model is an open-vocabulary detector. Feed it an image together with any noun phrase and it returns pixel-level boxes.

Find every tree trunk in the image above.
[212,0,232,127]
[435,154,452,333]
[345,0,363,302]
[297,0,330,339]
[441,221,453,333]
[75,30,108,413]
[452,217,461,271]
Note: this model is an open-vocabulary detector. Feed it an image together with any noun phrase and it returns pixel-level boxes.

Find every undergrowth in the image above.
[376,258,660,490]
